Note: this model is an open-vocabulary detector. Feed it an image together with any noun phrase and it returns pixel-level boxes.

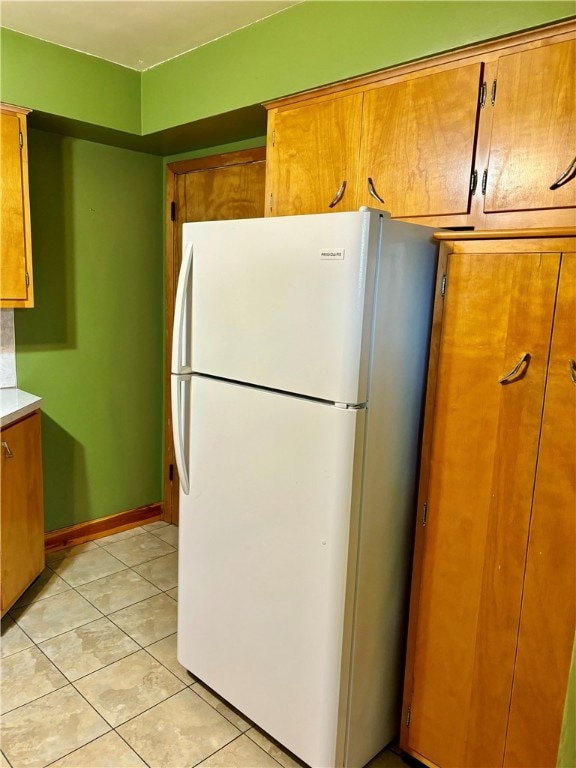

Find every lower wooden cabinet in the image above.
[1,411,45,616]
[401,229,576,768]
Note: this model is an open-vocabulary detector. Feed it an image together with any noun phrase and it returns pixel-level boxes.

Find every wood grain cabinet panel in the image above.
[504,252,576,768]
[400,230,576,768]
[184,162,266,223]
[1,105,34,308]
[1,411,45,616]
[485,40,576,215]
[357,65,482,218]
[266,93,363,216]
[264,24,575,229]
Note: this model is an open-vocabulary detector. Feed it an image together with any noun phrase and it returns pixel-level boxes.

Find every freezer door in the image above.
[177,376,364,768]
[184,209,381,404]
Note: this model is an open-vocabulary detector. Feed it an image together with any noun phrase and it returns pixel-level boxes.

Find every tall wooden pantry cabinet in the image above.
[400,229,576,768]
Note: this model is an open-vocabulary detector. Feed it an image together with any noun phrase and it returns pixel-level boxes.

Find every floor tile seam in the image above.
[71,562,176,613]
[104,592,178,630]
[51,553,130,585]
[244,728,302,768]
[0,679,107,726]
[76,635,149,679]
[0,620,36,659]
[0,748,14,768]
[0,643,70,717]
[188,683,250,733]
[111,683,200,732]
[39,728,152,768]
[97,547,177,569]
[59,643,185,696]
[9,567,75,612]
[7,586,108,645]
[188,729,254,768]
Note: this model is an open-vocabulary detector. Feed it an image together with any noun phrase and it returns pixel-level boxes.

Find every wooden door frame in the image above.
[163,147,267,524]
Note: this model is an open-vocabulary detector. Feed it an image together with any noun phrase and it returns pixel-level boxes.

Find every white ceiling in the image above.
[0,0,301,70]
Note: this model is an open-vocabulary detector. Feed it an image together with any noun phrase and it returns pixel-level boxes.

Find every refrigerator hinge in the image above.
[422,502,427,526]
[170,201,176,222]
[441,274,447,298]
[406,706,411,727]
[335,402,366,410]
[169,463,174,482]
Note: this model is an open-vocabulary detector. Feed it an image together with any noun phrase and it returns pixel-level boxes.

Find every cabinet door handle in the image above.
[569,359,576,384]
[328,180,347,208]
[550,156,576,190]
[499,352,530,384]
[367,177,385,205]
[1,441,14,458]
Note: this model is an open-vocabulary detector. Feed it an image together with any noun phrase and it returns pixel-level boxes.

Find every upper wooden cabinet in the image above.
[266,92,362,216]
[483,39,576,218]
[264,22,575,229]
[1,104,34,308]
[357,64,482,218]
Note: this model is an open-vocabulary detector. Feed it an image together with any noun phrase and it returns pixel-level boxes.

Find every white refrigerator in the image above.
[171,209,437,768]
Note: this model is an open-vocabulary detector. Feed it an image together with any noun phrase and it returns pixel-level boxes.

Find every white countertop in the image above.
[0,388,43,428]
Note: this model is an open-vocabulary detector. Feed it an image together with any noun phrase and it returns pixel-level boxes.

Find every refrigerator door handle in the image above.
[172,241,194,375]
[171,374,191,495]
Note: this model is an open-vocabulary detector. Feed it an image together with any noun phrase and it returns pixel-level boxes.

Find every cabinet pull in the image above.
[499,352,530,384]
[550,156,576,190]
[328,180,347,208]
[367,177,385,205]
[1,441,14,458]
[570,359,576,384]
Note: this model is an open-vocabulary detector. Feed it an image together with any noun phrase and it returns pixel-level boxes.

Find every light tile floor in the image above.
[1,522,411,768]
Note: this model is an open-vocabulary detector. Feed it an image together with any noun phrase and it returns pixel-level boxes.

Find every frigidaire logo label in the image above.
[320,248,345,260]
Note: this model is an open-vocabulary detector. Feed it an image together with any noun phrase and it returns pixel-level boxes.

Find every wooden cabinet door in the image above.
[504,252,576,768]
[266,93,362,216]
[1,110,29,302]
[406,249,561,767]
[1,412,45,616]
[485,40,576,213]
[357,65,482,218]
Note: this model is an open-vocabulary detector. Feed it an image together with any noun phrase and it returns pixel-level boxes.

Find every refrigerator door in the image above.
[184,209,381,405]
[177,375,364,768]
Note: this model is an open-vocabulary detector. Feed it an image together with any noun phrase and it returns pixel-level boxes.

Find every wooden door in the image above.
[485,40,576,214]
[406,248,561,767]
[1,110,28,301]
[266,93,362,216]
[164,150,266,524]
[357,65,482,218]
[504,251,576,768]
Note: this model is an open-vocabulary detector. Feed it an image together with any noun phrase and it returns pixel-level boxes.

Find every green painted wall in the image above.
[558,634,576,767]
[141,0,575,134]
[0,29,141,134]
[14,131,163,531]
[2,3,573,140]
